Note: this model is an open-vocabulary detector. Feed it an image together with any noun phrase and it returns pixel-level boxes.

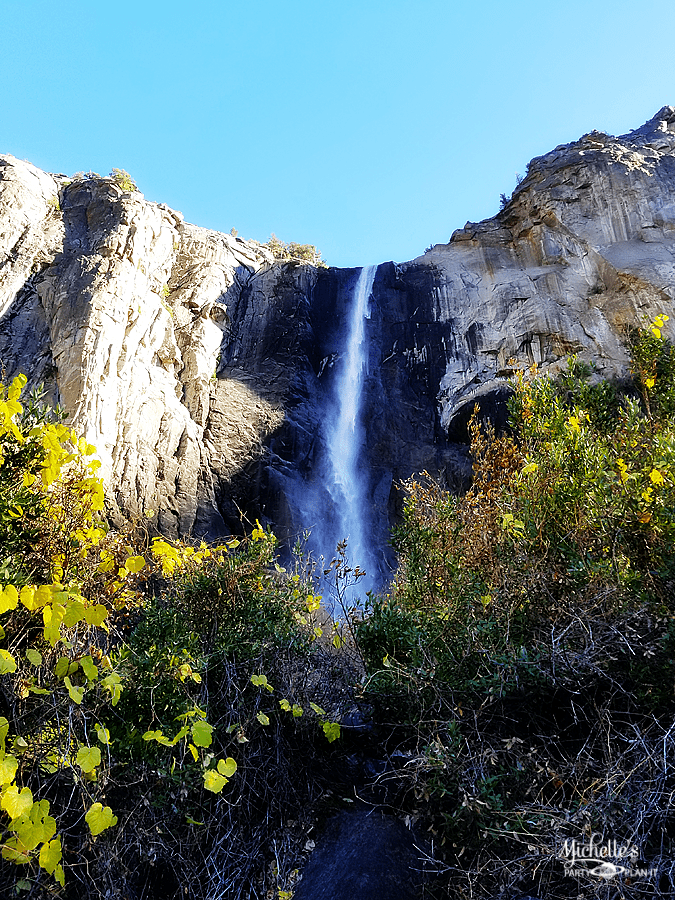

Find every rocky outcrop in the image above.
[1,107,674,565]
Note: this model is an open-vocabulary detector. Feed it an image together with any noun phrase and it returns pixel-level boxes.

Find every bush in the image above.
[265,233,327,267]
[109,168,137,192]
[354,316,675,899]
[0,379,342,898]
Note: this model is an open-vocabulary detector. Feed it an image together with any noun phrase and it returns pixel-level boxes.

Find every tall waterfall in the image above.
[322,264,379,594]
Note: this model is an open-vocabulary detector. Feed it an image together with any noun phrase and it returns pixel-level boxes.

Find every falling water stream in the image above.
[322,264,379,595]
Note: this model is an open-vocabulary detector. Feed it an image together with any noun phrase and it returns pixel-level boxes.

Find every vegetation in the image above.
[2,314,675,898]
[265,233,328,268]
[0,380,344,898]
[109,169,137,192]
[352,315,675,899]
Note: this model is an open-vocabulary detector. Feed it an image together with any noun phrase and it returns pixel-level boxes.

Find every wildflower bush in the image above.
[0,378,343,898]
[354,316,675,900]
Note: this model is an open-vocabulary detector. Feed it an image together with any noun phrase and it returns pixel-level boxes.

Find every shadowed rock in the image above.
[293,808,432,900]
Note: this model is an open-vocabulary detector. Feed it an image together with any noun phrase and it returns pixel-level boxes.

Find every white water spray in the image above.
[324,264,379,589]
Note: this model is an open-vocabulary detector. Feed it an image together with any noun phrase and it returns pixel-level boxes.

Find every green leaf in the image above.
[85,802,117,836]
[322,721,341,743]
[54,657,69,679]
[279,699,291,712]
[191,721,213,748]
[80,655,98,681]
[256,712,270,726]
[83,604,108,628]
[310,702,326,717]
[95,724,111,745]
[62,599,86,627]
[0,649,17,675]
[217,757,237,778]
[250,673,274,692]
[11,799,56,850]
[64,676,84,705]
[25,649,42,667]
[102,672,123,705]
[76,746,101,773]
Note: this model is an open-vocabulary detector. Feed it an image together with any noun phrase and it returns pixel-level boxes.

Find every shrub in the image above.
[0,378,340,897]
[265,233,327,267]
[109,168,137,192]
[354,316,675,899]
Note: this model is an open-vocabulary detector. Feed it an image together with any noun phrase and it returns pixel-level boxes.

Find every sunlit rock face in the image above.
[1,106,674,564]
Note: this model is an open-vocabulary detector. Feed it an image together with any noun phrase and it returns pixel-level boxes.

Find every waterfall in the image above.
[322,264,379,595]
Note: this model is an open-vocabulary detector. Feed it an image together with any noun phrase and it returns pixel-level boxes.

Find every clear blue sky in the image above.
[2,1,674,268]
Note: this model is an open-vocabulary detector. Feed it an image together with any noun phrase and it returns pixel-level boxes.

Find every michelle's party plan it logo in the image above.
[559,834,657,880]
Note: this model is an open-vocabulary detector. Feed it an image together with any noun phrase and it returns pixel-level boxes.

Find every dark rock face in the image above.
[215,262,474,580]
[292,808,431,900]
[1,107,675,564]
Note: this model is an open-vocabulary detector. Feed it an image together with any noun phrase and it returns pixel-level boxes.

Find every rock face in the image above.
[1,106,675,567]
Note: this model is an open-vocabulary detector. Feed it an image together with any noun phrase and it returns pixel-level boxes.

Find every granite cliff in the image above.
[1,106,674,573]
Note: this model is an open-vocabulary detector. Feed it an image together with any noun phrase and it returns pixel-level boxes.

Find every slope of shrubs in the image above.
[0,380,348,899]
[353,317,675,899]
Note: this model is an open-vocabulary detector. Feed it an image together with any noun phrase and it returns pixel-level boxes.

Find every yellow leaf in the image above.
[64,676,84,705]
[76,746,101,773]
[124,555,145,574]
[95,724,111,745]
[85,802,117,837]
[0,585,19,614]
[0,754,18,784]
[43,603,65,647]
[1,784,33,819]
[256,712,270,726]
[39,836,62,876]
[203,769,228,793]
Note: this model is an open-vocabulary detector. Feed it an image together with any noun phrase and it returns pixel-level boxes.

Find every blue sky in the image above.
[2,1,674,268]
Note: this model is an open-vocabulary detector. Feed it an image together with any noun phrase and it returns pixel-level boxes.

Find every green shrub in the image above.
[265,233,327,267]
[109,168,137,192]
[353,315,675,900]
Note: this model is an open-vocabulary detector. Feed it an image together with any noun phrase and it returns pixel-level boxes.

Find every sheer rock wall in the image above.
[1,106,674,551]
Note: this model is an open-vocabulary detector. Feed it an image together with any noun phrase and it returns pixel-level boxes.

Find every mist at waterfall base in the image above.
[293,266,385,613]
